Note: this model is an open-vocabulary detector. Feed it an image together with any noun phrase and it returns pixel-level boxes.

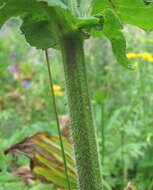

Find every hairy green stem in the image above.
[60,32,102,190]
[44,50,72,190]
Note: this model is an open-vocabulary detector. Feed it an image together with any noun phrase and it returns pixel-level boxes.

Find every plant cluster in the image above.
[1,0,153,190]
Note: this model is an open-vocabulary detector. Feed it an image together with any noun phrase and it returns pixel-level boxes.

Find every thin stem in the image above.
[44,49,71,190]
[121,125,125,188]
[101,104,105,166]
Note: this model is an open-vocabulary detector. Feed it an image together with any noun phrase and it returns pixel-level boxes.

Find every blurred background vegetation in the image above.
[1,19,153,190]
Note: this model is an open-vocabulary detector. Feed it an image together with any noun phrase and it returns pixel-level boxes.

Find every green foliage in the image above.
[0,149,7,172]
[1,0,153,189]
[92,0,153,30]
[93,88,107,105]
[0,172,20,183]
[0,181,54,190]
[90,27,153,189]
[29,184,54,190]
[1,21,153,189]
[3,0,152,76]
[0,182,27,190]
[0,0,76,49]
[102,9,131,69]
[0,0,143,68]
[1,0,152,72]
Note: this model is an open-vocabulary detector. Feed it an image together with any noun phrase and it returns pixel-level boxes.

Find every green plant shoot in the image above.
[1,0,153,189]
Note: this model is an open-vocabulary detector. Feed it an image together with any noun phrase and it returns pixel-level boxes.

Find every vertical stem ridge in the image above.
[60,32,102,190]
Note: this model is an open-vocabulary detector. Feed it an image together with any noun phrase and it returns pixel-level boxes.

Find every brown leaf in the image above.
[5,132,76,188]
[5,135,36,158]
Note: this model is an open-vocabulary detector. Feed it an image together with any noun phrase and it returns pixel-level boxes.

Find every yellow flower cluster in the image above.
[126,52,153,62]
[53,84,64,96]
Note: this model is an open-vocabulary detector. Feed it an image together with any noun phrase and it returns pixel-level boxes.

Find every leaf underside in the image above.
[0,0,77,49]
[1,0,152,68]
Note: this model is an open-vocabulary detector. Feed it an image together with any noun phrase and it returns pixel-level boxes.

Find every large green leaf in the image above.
[92,0,153,30]
[103,10,132,69]
[117,1,153,30]
[0,0,76,49]
[21,20,58,49]
[100,9,132,69]
[92,0,112,14]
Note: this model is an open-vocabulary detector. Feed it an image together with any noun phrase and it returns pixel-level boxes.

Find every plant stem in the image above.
[101,104,105,166]
[121,124,125,188]
[44,50,72,190]
[60,32,102,190]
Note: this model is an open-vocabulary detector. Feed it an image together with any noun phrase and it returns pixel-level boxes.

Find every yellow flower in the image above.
[141,52,153,62]
[127,52,153,62]
[136,52,153,62]
[139,52,152,59]
[52,84,64,96]
[126,53,137,59]
[53,84,61,91]
[54,90,64,96]
[147,57,153,62]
